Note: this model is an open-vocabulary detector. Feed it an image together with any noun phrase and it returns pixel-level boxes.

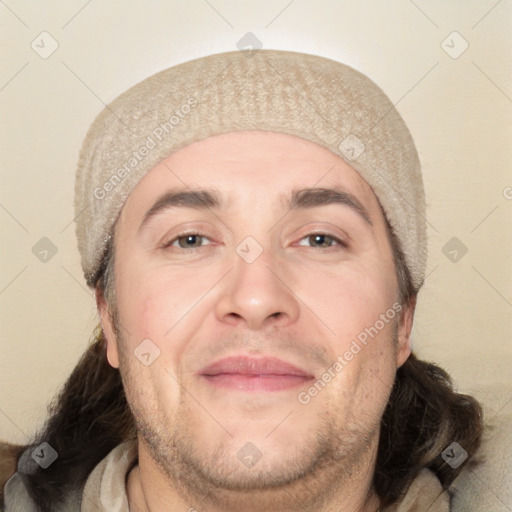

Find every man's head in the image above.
[73,49,429,509]
[93,130,416,508]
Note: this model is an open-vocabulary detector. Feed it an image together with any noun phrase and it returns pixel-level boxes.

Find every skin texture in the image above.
[96,131,415,512]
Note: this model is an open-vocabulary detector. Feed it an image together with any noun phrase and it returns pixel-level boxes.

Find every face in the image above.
[98,131,413,504]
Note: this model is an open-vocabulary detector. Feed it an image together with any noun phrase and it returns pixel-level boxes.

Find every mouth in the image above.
[199,355,315,392]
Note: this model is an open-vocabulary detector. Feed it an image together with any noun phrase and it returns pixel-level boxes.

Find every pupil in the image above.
[312,234,328,247]
[181,235,200,247]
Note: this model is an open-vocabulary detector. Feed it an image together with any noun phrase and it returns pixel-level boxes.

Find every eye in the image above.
[297,233,347,249]
[163,233,214,250]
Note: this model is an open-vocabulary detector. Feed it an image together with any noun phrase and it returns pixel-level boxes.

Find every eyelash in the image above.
[162,232,347,251]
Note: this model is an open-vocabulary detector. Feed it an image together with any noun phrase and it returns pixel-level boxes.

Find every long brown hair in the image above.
[0,329,135,511]
[0,224,483,510]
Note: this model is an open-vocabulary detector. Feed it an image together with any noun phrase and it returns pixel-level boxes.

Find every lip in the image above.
[199,355,314,392]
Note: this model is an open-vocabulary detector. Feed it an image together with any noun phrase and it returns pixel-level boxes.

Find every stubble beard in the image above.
[113,310,392,511]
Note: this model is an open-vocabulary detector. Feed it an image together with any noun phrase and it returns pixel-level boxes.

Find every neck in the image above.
[127,437,381,512]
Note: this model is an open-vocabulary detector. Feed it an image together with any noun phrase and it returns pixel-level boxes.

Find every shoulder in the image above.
[386,469,450,512]
[1,441,102,512]
[81,440,138,512]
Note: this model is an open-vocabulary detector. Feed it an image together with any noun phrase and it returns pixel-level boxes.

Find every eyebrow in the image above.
[138,186,372,233]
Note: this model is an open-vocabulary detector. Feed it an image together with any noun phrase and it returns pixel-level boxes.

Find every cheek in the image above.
[115,271,191,415]
[119,343,183,425]
[303,261,398,344]
[301,262,399,402]
[114,263,210,361]
[115,273,168,339]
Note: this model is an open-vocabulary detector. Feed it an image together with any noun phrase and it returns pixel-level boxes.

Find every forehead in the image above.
[120,131,381,220]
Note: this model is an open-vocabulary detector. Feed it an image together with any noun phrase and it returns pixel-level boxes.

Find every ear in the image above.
[95,286,120,369]
[396,295,416,368]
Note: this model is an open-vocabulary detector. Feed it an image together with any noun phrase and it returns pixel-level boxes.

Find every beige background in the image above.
[0,0,510,473]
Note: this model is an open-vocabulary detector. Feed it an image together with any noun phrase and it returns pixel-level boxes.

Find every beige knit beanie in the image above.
[74,49,427,290]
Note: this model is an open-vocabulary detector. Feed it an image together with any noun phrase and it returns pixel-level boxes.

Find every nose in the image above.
[214,246,301,331]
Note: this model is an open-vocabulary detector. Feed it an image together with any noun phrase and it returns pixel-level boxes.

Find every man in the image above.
[1,49,482,511]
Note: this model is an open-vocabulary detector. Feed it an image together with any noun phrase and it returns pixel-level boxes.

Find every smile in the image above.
[199,355,315,392]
